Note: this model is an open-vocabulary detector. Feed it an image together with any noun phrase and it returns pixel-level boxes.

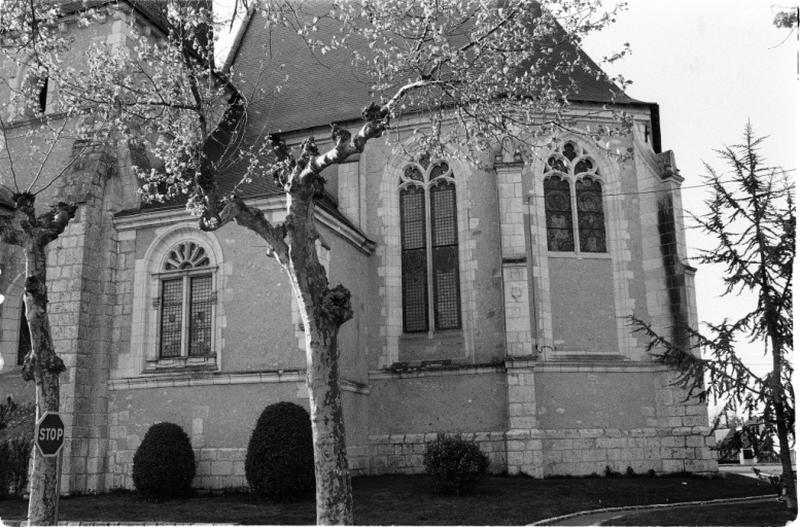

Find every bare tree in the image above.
[30,0,629,523]
[631,124,795,510]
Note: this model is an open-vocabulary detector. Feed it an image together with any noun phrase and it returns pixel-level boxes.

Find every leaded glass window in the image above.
[544,176,574,251]
[157,242,215,358]
[399,160,461,333]
[542,141,607,253]
[576,177,606,252]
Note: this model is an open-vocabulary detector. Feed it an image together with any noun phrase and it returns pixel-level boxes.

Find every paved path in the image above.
[531,495,776,526]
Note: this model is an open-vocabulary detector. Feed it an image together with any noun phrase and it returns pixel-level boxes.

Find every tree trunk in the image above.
[773,397,796,509]
[769,326,796,510]
[302,315,353,525]
[283,192,354,525]
[22,242,65,526]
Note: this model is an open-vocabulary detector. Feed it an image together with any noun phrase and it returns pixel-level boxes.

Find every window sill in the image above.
[547,252,611,260]
[399,329,465,363]
[144,355,217,373]
[400,329,464,342]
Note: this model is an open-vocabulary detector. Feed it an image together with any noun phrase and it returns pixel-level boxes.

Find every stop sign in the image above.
[35,412,65,457]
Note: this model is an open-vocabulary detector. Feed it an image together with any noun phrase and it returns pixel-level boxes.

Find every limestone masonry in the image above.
[0,2,717,494]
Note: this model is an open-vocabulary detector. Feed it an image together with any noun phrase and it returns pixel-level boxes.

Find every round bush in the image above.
[132,422,195,499]
[245,401,315,500]
[423,435,489,495]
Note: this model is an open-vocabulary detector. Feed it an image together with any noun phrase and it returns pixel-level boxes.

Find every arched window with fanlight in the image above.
[399,159,461,333]
[543,141,607,253]
[156,241,216,358]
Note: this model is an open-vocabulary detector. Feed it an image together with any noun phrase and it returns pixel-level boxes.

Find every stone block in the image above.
[685,459,715,473]
[682,415,708,427]
[211,461,233,475]
[579,429,604,438]
[685,404,708,416]
[660,447,684,460]
[663,417,683,428]
[656,390,674,407]
[662,460,685,473]
[507,440,526,452]
[662,436,685,448]
[197,461,212,475]
[685,436,704,448]
[510,416,537,429]
[671,426,692,436]
[507,450,524,466]
[217,449,243,461]
[627,447,644,460]
[405,433,424,444]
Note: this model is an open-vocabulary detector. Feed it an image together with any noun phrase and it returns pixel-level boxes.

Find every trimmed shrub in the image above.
[423,435,489,495]
[245,402,314,500]
[0,397,35,498]
[132,422,195,500]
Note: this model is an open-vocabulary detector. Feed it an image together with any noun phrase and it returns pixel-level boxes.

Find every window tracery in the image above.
[543,141,607,253]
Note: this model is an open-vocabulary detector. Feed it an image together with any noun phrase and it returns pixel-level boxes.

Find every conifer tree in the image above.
[632,124,795,510]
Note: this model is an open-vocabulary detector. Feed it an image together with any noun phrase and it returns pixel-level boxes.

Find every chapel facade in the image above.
[0,2,718,494]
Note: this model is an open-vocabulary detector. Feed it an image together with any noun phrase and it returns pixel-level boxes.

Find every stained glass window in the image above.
[576,178,607,253]
[542,141,607,254]
[399,160,461,333]
[158,241,215,358]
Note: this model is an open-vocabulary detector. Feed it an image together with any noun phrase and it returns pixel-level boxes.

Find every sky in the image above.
[582,0,798,378]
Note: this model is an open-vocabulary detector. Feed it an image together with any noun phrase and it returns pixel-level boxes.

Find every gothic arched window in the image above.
[543,141,607,253]
[399,160,461,333]
[157,241,215,358]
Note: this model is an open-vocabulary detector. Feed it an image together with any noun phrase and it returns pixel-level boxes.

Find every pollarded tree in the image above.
[631,124,795,509]
[0,1,120,524]
[70,0,630,523]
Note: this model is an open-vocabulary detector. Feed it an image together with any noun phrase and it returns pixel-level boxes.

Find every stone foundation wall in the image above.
[102,423,716,492]
[353,432,508,476]
[540,427,717,476]
[106,447,249,491]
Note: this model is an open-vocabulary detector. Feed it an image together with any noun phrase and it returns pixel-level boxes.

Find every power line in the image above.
[528,168,796,199]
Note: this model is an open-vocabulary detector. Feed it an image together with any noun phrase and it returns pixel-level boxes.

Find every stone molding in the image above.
[125,223,226,377]
[113,195,375,256]
[107,370,370,394]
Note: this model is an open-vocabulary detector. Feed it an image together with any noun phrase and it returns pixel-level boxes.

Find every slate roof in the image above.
[227,6,647,135]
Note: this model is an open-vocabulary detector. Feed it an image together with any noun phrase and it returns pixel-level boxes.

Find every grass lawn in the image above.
[610,499,798,526]
[0,473,778,525]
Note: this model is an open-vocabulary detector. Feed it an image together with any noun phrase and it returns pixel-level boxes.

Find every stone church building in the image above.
[0,2,717,493]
